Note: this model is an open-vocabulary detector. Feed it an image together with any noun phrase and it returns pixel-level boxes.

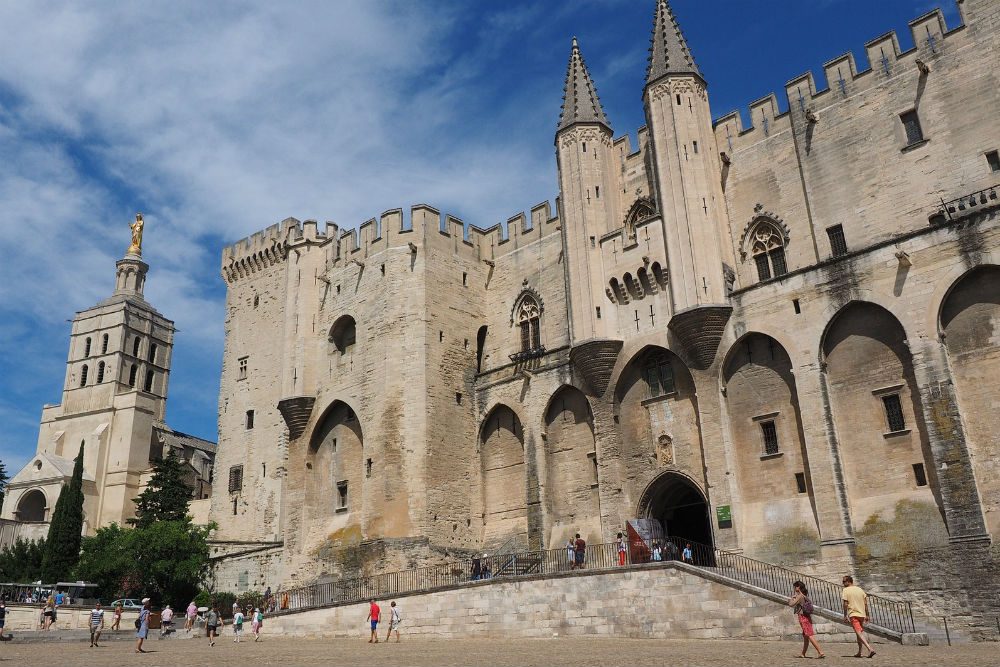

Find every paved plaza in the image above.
[0,636,996,666]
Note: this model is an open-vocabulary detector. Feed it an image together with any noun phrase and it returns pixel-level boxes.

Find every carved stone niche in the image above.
[656,434,674,467]
[667,304,733,370]
[277,396,316,441]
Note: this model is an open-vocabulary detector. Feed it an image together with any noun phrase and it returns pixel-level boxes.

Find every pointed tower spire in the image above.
[646,0,703,86]
[557,37,611,133]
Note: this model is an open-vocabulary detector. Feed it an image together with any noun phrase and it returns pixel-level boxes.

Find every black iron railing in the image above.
[274,536,914,635]
[938,185,999,220]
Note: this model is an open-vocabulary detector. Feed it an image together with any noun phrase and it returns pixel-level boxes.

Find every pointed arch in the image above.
[329,315,357,355]
[624,196,657,232]
[510,289,543,355]
[479,403,527,545]
[307,399,364,520]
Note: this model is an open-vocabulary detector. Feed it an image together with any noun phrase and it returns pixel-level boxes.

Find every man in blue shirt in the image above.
[54,590,65,606]
[682,544,694,564]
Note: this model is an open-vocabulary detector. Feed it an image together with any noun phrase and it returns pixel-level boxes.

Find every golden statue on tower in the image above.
[127,213,144,256]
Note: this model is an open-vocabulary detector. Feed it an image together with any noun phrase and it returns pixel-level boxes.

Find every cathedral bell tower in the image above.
[643,0,733,367]
[555,38,622,344]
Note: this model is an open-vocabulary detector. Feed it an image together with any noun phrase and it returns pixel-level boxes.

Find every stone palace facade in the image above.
[209,0,1000,605]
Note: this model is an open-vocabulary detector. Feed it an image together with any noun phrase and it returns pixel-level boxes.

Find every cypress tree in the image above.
[0,460,9,509]
[41,443,85,582]
[129,450,193,529]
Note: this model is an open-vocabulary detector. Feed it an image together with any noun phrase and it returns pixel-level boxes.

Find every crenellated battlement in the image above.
[713,4,962,150]
[221,200,561,283]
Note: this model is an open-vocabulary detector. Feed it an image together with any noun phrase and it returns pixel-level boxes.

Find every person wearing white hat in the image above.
[135,598,151,653]
[160,604,174,637]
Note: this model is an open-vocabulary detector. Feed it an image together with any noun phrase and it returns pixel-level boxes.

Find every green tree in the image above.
[129,450,193,528]
[0,537,46,582]
[0,460,9,509]
[41,443,85,582]
[76,519,214,608]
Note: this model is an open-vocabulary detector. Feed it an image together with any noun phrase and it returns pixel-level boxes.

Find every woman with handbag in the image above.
[788,581,825,659]
[135,598,151,654]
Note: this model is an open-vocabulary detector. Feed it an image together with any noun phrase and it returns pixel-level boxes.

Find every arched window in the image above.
[96,361,105,383]
[651,262,667,288]
[84,337,92,357]
[516,297,541,352]
[749,221,787,282]
[144,369,155,393]
[637,267,655,295]
[476,325,488,373]
[80,364,89,387]
[148,342,158,364]
[101,334,109,354]
[132,336,141,357]
[329,316,357,355]
[128,364,138,387]
[624,273,643,300]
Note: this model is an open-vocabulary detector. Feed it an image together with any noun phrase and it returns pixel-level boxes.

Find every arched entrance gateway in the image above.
[636,472,713,547]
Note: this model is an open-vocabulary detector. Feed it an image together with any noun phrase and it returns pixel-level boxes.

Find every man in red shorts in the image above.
[842,575,876,658]
[366,599,381,644]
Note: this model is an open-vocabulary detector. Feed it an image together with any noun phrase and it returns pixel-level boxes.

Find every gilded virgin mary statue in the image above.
[127,213,144,256]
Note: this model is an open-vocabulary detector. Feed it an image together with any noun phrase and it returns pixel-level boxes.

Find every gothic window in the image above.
[329,316,357,355]
[643,353,675,398]
[624,198,656,239]
[101,334,109,354]
[750,221,787,282]
[80,364,89,387]
[128,363,138,387]
[84,338,92,357]
[132,336,141,357]
[517,297,541,352]
[96,361,105,384]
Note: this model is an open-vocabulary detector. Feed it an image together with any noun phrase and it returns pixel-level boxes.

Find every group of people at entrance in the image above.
[788,575,877,659]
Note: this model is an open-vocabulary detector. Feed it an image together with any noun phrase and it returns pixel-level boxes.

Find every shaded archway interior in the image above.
[16,489,47,522]
[640,473,713,547]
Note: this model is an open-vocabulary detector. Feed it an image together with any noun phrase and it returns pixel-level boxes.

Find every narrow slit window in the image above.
[128,364,137,387]
[246,409,255,430]
[793,299,801,314]
[760,420,779,456]
[366,458,373,478]
[96,361,105,384]
[144,370,154,393]
[912,463,927,487]
[147,342,157,364]
[337,481,348,509]
[79,364,89,387]
[595,186,600,198]
[228,465,244,493]
[84,338,92,357]
[692,140,699,154]
[795,472,807,494]
[986,150,1000,173]
[133,337,141,357]
[882,393,906,432]
[462,272,467,286]
[101,334,109,355]
[238,356,248,381]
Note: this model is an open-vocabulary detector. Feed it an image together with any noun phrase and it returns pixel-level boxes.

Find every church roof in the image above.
[646,0,703,86]
[9,451,95,486]
[154,424,217,454]
[557,37,611,133]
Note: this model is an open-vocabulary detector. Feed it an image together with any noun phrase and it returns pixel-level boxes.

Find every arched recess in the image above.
[542,386,600,547]
[329,315,357,355]
[940,265,1000,534]
[16,489,47,522]
[613,346,702,510]
[636,471,712,547]
[722,333,817,553]
[306,400,363,524]
[479,404,527,546]
[822,302,944,539]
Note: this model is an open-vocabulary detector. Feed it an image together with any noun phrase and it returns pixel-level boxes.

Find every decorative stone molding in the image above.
[738,204,791,262]
[509,283,545,326]
[570,338,624,396]
[277,396,316,441]
[667,305,733,369]
[558,125,613,150]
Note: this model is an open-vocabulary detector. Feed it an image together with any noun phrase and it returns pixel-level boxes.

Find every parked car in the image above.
[110,598,143,610]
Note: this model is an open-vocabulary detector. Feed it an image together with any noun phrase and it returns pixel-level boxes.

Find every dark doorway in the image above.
[639,472,713,547]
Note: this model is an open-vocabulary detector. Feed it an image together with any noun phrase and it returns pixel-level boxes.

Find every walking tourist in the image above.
[206,603,221,646]
[0,599,7,637]
[573,533,586,570]
[842,575,876,658]
[385,600,402,643]
[682,543,694,564]
[42,597,54,630]
[185,600,197,632]
[788,581,824,659]
[134,597,150,654]
[89,601,105,647]
[233,606,244,642]
[617,532,628,566]
[111,602,123,631]
[251,607,264,641]
[566,538,575,570]
[665,540,679,561]
[652,541,662,562]
[54,589,65,607]
[366,599,381,643]
[264,586,272,611]
[160,604,174,637]
[471,556,482,581]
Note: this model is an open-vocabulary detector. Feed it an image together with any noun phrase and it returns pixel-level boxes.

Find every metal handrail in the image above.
[938,184,999,220]
[274,535,914,635]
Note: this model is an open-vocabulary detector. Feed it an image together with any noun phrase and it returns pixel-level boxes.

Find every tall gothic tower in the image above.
[643,0,733,366]
[0,218,215,538]
[555,38,623,343]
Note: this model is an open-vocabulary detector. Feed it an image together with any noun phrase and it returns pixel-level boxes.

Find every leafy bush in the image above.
[0,537,46,583]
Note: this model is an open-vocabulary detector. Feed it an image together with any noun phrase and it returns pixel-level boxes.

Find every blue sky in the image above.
[0,0,961,474]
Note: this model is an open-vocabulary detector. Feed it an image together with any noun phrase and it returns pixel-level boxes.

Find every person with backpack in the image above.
[789,580,825,659]
[134,598,150,654]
